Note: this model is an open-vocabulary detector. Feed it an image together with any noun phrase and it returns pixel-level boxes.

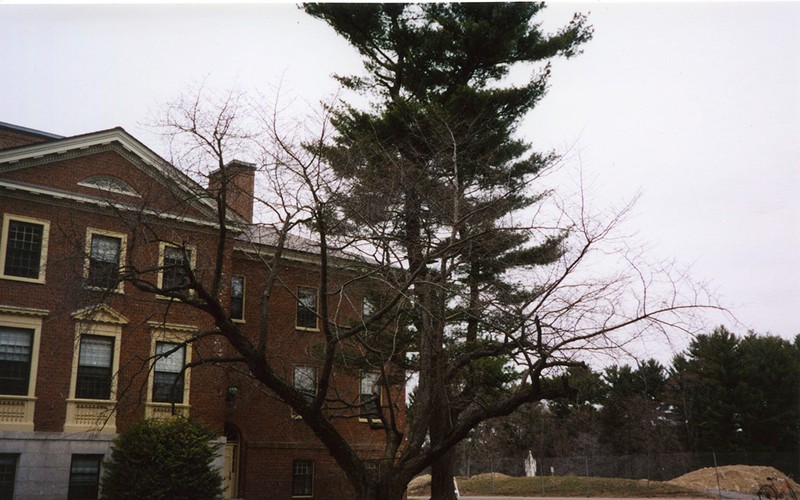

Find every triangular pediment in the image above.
[0,127,242,225]
[71,304,129,325]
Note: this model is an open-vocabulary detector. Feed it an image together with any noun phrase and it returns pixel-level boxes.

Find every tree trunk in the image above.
[355,477,408,500]
[430,449,458,500]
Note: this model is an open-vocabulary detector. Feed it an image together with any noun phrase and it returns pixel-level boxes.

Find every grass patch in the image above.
[412,474,712,497]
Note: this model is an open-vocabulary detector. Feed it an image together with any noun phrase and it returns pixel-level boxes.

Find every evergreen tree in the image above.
[670,326,742,451]
[304,3,592,497]
[733,333,800,452]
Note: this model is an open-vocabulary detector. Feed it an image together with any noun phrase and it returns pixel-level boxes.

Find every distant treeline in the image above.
[459,327,800,477]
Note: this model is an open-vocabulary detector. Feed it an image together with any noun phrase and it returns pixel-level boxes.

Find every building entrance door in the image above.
[223,424,240,499]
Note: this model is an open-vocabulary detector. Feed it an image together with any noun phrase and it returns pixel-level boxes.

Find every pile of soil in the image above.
[467,472,511,481]
[408,472,511,495]
[669,465,797,494]
[408,474,431,496]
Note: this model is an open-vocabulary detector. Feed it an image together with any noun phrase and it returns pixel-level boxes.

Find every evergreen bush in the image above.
[101,417,223,500]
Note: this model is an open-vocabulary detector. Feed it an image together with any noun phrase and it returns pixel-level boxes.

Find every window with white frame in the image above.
[296,287,318,330]
[0,327,33,396]
[0,310,43,431]
[291,459,314,497]
[85,230,125,291]
[75,335,114,400]
[152,342,186,403]
[158,243,195,295]
[0,214,50,282]
[66,307,124,433]
[146,323,194,418]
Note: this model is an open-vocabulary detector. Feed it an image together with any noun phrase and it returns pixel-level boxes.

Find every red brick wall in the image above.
[0,142,406,498]
[0,190,230,432]
[0,126,52,150]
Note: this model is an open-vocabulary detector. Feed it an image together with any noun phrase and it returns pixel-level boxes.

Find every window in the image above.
[146,323,194,419]
[293,366,316,404]
[0,454,17,499]
[296,287,318,330]
[292,459,314,497]
[67,306,124,433]
[68,454,103,500]
[359,372,381,422]
[0,327,32,396]
[85,231,124,291]
[361,297,376,321]
[231,276,245,321]
[158,243,195,294]
[152,342,185,403]
[0,310,44,431]
[0,214,49,282]
[75,335,114,400]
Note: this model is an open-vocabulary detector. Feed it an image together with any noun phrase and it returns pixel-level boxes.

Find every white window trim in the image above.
[65,314,124,434]
[0,213,50,284]
[157,242,197,299]
[84,228,127,293]
[0,309,46,431]
[145,323,195,419]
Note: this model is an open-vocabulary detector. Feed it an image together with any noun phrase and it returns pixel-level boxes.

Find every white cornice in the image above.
[0,128,221,217]
[0,178,223,229]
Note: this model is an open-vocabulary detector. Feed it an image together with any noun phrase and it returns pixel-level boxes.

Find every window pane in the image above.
[76,336,113,400]
[231,276,244,320]
[4,220,43,279]
[155,342,184,373]
[162,246,191,291]
[296,287,317,329]
[292,460,313,496]
[0,454,17,499]
[79,337,113,367]
[362,298,375,320]
[87,234,121,289]
[293,366,316,402]
[68,454,102,500]
[0,328,32,396]
[153,342,185,403]
[360,372,381,418]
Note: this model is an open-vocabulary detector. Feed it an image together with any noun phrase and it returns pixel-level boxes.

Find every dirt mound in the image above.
[468,472,511,481]
[408,474,431,495]
[408,472,510,495]
[670,465,797,494]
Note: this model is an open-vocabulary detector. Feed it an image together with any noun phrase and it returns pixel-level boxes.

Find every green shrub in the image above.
[101,417,223,500]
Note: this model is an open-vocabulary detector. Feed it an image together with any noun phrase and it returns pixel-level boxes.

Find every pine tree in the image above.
[304,3,592,497]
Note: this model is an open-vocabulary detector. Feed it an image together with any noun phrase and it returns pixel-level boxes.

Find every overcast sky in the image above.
[1,2,798,359]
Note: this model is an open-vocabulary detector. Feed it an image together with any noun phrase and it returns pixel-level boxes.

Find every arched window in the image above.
[78,176,139,197]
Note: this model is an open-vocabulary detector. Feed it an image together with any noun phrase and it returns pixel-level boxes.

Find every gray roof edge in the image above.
[0,121,64,140]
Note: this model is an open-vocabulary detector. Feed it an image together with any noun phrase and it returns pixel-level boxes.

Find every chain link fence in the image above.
[454,451,799,483]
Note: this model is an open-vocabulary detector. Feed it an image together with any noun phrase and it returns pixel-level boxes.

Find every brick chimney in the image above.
[207,160,256,223]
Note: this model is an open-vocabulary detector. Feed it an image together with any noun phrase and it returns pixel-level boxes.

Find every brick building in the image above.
[0,122,400,499]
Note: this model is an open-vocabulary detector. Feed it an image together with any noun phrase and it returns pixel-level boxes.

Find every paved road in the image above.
[409,492,759,500]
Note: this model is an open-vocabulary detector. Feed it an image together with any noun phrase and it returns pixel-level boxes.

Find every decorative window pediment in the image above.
[78,175,139,197]
[71,304,128,326]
